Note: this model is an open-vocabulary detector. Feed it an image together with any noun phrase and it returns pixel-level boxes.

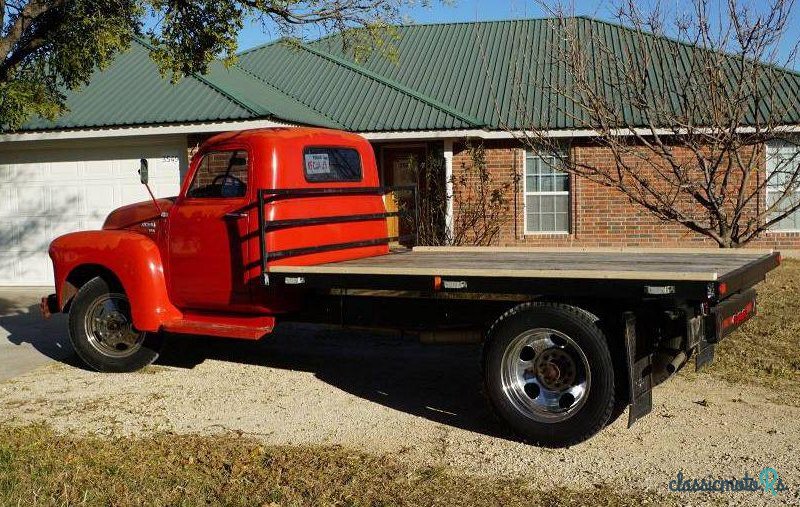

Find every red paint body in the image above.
[48,128,390,338]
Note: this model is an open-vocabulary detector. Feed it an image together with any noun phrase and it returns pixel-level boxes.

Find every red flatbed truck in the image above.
[43,127,781,447]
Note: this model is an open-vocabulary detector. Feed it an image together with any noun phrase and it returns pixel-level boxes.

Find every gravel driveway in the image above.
[1,322,798,505]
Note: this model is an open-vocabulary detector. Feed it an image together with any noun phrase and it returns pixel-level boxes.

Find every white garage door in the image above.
[0,137,186,286]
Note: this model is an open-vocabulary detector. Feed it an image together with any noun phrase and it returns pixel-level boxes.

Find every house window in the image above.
[766,141,800,232]
[524,150,570,233]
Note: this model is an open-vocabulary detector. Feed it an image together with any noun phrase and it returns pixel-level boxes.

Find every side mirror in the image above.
[137,157,163,215]
[139,158,149,185]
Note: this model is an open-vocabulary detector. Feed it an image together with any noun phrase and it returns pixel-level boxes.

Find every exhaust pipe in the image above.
[665,351,688,375]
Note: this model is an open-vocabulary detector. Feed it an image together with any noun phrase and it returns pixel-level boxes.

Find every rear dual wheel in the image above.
[483,302,616,447]
[68,277,163,372]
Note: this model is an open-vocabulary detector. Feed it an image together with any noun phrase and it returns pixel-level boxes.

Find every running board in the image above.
[162,313,275,340]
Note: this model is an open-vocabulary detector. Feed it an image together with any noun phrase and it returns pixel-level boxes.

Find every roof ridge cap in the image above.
[396,16,551,28]
[236,37,289,57]
[312,17,555,40]
[572,15,800,79]
[297,42,485,127]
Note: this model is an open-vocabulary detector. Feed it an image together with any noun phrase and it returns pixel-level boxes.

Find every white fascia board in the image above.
[4,122,800,144]
[0,134,189,153]
[361,125,800,141]
[0,118,294,143]
[360,129,578,140]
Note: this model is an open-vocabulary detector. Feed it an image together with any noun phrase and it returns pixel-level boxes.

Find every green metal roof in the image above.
[234,39,483,131]
[17,17,800,133]
[306,16,800,130]
[202,61,343,128]
[22,40,261,130]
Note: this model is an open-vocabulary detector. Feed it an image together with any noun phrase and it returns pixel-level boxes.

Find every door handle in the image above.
[224,212,248,219]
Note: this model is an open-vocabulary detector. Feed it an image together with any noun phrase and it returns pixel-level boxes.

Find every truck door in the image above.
[167,149,252,311]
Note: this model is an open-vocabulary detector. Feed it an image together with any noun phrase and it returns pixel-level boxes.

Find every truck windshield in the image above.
[303,147,362,182]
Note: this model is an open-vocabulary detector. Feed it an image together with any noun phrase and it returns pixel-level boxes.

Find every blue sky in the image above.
[234,0,800,69]
[237,1,575,47]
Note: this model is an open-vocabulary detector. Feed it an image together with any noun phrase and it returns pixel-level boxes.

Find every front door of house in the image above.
[381,146,426,242]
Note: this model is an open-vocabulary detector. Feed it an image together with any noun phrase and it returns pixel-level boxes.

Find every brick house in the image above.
[452,140,800,250]
[1,17,800,284]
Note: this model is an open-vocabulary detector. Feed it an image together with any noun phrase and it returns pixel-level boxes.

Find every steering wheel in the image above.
[212,173,244,188]
[212,174,245,197]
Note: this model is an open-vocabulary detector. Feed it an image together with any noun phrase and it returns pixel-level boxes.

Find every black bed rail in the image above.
[259,185,415,197]
[265,210,411,231]
[257,185,418,285]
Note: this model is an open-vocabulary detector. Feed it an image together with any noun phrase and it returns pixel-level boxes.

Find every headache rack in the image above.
[256,185,418,285]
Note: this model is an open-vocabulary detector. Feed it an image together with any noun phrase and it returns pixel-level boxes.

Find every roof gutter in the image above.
[360,125,800,140]
[0,119,296,143]
[4,123,800,144]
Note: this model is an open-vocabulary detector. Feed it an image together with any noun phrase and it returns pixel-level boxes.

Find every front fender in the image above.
[49,230,182,332]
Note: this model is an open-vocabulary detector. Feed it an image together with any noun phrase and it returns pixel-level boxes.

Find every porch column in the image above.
[444,139,454,242]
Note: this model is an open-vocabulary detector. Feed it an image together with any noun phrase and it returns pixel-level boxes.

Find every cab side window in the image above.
[187,151,249,198]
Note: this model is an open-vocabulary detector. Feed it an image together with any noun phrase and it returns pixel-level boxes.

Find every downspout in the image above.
[444,139,454,243]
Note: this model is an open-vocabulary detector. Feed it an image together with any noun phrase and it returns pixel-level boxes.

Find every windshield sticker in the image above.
[305,153,331,175]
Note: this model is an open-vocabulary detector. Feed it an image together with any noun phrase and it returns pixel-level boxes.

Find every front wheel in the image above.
[483,302,615,447]
[68,277,163,372]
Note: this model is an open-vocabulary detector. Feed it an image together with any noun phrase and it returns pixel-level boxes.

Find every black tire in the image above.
[68,277,163,372]
[483,302,615,447]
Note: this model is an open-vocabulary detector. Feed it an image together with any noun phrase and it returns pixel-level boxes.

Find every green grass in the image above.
[0,424,669,507]
[707,258,800,392]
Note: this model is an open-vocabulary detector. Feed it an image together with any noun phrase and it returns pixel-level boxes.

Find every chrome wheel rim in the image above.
[84,293,144,358]
[500,328,591,423]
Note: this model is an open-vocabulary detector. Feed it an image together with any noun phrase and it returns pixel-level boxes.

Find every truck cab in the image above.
[48,128,392,339]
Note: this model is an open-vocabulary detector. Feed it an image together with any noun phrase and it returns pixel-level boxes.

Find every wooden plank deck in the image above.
[268,247,777,282]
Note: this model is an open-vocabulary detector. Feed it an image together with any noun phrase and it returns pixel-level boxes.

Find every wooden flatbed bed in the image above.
[268,247,781,300]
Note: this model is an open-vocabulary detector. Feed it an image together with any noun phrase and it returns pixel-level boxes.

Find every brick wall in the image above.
[450,139,800,249]
[187,133,213,159]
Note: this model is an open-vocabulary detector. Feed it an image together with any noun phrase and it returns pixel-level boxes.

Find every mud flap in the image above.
[695,338,715,371]
[623,312,653,428]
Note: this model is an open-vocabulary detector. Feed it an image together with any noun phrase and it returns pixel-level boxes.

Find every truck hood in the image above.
[102,198,176,230]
